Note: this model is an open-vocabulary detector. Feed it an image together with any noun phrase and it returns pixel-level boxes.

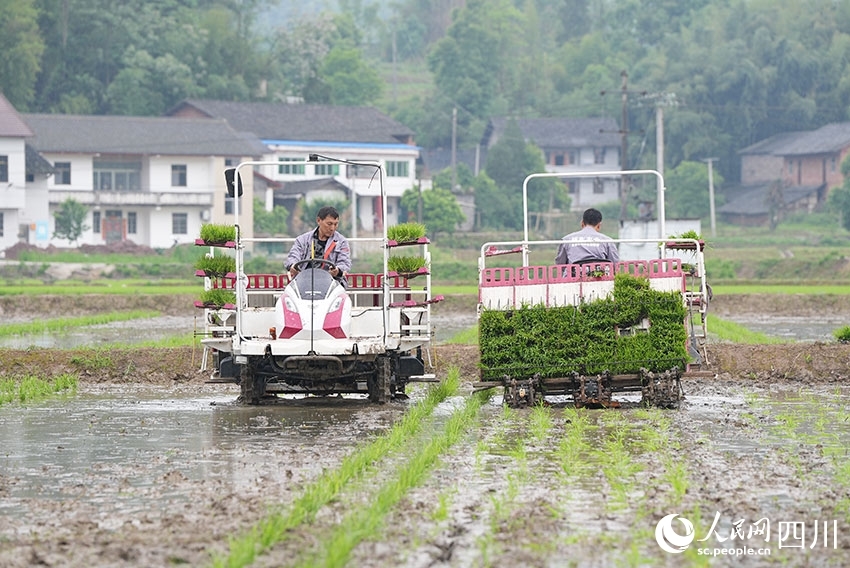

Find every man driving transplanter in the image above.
[286,206,351,285]
[555,208,619,265]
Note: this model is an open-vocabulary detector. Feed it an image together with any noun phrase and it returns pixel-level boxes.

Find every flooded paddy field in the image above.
[0,293,849,566]
[1,376,849,567]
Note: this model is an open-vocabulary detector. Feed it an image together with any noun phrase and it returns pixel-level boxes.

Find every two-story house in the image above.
[0,93,50,253]
[723,123,850,225]
[24,113,264,248]
[481,117,622,211]
[167,100,420,235]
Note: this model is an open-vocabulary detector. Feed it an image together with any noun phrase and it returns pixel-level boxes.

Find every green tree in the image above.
[253,198,290,236]
[665,160,724,219]
[53,198,90,244]
[320,46,383,105]
[427,0,524,131]
[828,186,850,231]
[482,119,569,230]
[0,0,45,109]
[400,186,464,238]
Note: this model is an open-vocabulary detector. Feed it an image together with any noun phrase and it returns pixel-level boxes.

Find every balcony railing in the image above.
[49,189,213,207]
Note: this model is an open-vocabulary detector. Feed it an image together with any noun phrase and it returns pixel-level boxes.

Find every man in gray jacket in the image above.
[286,206,351,284]
[555,208,619,265]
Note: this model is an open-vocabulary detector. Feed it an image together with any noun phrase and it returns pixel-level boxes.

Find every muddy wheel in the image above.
[368,356,391,404]
[239,364,264,405]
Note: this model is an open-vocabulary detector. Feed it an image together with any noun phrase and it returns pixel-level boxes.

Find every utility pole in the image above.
[451,107,457,192]
[703,157,718,237]
[619,71,629,221]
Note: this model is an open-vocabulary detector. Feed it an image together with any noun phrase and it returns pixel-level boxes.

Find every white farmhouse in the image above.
[168,100,420,234]
[23,113,263,248]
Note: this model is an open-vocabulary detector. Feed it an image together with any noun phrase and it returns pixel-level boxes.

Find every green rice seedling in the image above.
[0,378,17,405]
[199,289,236,307]
[387,255,426,274]
[662,458,689,505]
[444,325,478,345]
[11,374,77,404]
[387,222,426,243]
[529,404,553,443]
[430,492,452,522]
[833,325,850,343]
[0,310,161,337]
[69,349,114,371]
[194,254,235,276]
[706,314,787,344]
[199,223,235,244]
[213,370,462,568]
[297,389,490,568]
[557,409,593,479]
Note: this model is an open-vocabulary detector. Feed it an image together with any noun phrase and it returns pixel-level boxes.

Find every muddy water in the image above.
[0,386,402,536]
[2,382,850,567]
[0,311,475,349]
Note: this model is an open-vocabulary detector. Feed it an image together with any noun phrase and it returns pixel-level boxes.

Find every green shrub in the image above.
[479,274,688,380]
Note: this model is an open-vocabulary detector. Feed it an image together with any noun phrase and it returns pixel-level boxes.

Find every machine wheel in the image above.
[239,363,265,405]
[368,356,391,404]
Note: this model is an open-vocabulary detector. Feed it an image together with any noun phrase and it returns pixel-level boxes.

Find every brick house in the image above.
[723,123,850,225]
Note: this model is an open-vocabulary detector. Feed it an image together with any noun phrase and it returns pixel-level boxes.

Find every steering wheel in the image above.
[292,258,337,273]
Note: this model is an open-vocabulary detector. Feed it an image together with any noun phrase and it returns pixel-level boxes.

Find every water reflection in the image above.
[0,390,396,522]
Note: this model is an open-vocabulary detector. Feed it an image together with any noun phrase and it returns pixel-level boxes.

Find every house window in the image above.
[315,163,340,176]
[93,211,101,233]
[832,157,837,172]
[788,161,794,174]
[568,181,577,194]
[0,155,7,182]
[171,164,187,187]
[0,212,3,236]
[569,151,577,165]
[172,212,188,234]
[93,160,141,191]
[554,153,565,166]
[55,162,71,184]
[278,158,305,175]
[593,178,604,194]
[594,148,606,165]
[225,197,234,215]
[127,212,137,234]
[386,161,409,177]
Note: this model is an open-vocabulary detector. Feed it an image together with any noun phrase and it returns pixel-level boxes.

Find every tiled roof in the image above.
[168,99,415,145]
[274,177,349,198]
[0,92,34,137]
[779,122,850,156]
[25,144,55,176]
[483,117,621,148]
[419,147,483,177]
[719,183,822,215]
[740,123,850,157]
[738,131,805,155]
[23,114,266,157]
